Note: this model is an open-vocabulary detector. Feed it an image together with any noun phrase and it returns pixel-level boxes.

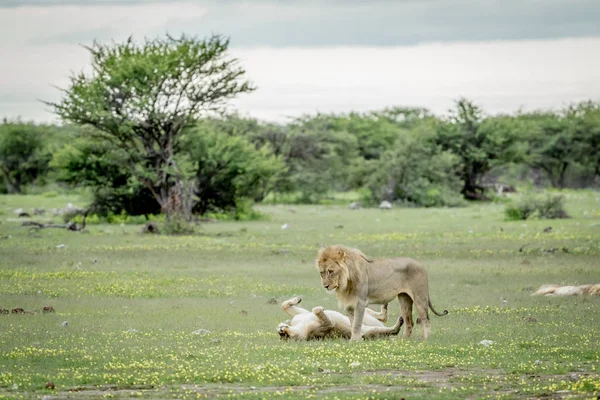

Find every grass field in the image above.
[1,192,599,399]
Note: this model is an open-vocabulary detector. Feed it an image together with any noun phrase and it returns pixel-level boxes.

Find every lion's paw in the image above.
[282,296,302,309]
[312,306,324,314]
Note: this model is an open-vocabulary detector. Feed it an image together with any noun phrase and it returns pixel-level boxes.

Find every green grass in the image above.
[1,191,599,399]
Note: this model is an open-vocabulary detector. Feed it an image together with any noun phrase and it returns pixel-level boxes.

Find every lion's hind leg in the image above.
[414,296,431,340]
[362,316,404,339]
[366,303,388,323]
[281,296,308,317]
[308,306,337,339]
[311,307,334,329]
[398,293,414,338]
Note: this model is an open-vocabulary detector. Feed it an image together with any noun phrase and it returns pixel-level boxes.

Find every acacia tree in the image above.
[521,112,576,188]
[49,34,254,219]
[435,99,521,199]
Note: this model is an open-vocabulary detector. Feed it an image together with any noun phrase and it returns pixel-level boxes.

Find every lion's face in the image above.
[317,246,350,292]
[277,323,291,340]
[318,261,343,291]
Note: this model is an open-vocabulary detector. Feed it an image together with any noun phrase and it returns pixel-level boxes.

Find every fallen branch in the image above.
[21,210,88,232]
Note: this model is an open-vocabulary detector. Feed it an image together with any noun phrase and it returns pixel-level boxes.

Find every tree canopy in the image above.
[49,34,254,218]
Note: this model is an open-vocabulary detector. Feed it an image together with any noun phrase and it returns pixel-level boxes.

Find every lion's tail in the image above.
[428,298,448,317]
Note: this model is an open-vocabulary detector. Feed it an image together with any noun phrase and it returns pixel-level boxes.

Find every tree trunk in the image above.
[540,164,560,188]
[1,169,21,194]
[462,170,489,201]
[557,161,569,189]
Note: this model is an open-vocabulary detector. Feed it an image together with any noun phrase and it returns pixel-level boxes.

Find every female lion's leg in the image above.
[365,303,388,323]
[361,316,404,339]
[281,296,308,317]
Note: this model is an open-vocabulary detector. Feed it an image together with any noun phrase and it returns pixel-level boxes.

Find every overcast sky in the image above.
[1,0,599,122]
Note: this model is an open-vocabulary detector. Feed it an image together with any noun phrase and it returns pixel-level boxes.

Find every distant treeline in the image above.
[1,98,599,214]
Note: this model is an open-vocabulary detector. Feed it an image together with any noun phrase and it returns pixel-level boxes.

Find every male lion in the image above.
[277,296,403,341]
[317,245,448,341]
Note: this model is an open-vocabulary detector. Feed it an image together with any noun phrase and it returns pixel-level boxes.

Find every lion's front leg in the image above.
[349,300,366,341]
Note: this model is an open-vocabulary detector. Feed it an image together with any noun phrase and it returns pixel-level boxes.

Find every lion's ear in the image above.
[337,248,346,261]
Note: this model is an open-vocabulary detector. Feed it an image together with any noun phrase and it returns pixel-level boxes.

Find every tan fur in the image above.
[585,284,600,296]
[532,284,560,296]
[277,296,402,340]
[316,245,447,341]
[533,283,600,296]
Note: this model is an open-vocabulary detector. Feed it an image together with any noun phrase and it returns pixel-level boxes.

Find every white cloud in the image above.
[0,2,598,122]
[229,38,600,120]
[0,2,207,46]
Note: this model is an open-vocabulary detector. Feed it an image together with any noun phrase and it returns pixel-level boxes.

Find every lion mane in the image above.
[317,245,371,302]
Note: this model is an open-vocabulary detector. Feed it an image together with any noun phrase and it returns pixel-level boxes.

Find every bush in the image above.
[51,139,161,217]
[366,132,465,207]
[204,198,267,221]
[162,214,197,235]
[0,122,55,193]
[357,187,375,206]
[42,190,58,198]
[504,204,526,221]
[257,123,359,204]
[504,193,539,220]
[184,126,284,214]
[504,192,568,220]
[404,178,467,208]
[70,212,163,225]
[537,194,568,219]
[71,213,101,225]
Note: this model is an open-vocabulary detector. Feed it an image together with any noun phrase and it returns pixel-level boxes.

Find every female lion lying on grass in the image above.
[277,296,403,340]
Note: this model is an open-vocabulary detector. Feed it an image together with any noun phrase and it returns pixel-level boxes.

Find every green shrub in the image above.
[0,122,55,194]
[205,198,267,221]
[185,127,284,214]
[71,213,101,225]
[366,133,465,208]
[162,215,197,235]
[537,194,568,219]
[104,211,150,225]
[70,212,163,225]
[357,187,375,206]
[41,190,58,198]
[106,211,130,225]
[504,192,568,220]
[504,193,538,220]
[407,181,467,208]
[62,209,84,223]
[51,139,162,217]
[504,204,526,221]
